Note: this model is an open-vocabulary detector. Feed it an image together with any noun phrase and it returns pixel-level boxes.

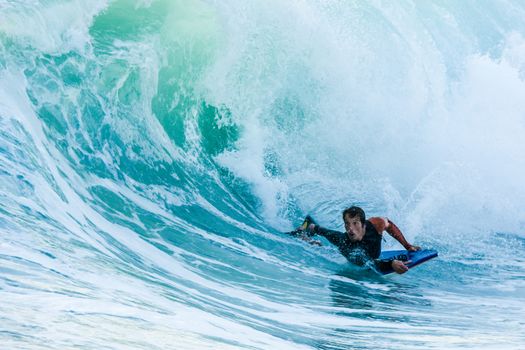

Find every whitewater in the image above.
[1,1,524,349]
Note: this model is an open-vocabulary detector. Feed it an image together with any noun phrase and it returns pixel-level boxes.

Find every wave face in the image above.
[1,1,525,349]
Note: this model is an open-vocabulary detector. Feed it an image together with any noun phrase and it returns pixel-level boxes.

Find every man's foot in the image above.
[299,215,317,230]
[287,215,317,237]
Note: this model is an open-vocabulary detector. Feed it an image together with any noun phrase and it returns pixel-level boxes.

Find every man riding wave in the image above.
[288,206,420,274]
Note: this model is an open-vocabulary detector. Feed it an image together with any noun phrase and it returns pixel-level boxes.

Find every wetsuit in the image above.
[304,217,413,272]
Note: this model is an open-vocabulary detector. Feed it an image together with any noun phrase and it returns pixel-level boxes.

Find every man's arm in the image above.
[375,257,412,274]
[369,217,420,251]
[385,219,420,251]
[284,227,322,246]
[306,224,346,248]
[369,217,420,274]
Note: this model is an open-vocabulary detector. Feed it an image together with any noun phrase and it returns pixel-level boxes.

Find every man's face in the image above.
[344,214,365,241]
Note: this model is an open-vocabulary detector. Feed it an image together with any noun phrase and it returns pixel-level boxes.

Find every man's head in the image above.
[342,206,366,241]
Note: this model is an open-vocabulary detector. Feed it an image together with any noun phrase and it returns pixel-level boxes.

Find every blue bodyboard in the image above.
[378,249,438,275]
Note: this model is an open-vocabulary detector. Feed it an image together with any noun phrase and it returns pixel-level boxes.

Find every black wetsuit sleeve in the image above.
[374,259,394,274]
[284,229,303,237]
[311,225,346,247]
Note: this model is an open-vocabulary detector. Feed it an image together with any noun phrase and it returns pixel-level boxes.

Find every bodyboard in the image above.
[378,249,438,275]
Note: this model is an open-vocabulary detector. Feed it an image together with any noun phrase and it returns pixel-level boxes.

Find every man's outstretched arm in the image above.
[306,223,346,248]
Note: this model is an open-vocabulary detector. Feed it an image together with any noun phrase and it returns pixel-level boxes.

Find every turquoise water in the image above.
[1,1,525,349]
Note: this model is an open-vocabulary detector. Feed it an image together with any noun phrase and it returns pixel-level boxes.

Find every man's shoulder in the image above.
[367,217,388,233]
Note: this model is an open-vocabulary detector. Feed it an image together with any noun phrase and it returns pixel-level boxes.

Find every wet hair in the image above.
[342,206,366,225]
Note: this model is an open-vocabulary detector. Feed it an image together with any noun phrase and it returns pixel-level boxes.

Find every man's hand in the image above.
[392,259,411,274]
[407,245,421,252]
[299,234,322,246]
[293,223,316,236]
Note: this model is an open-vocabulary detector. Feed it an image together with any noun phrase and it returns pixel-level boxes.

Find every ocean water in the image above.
[1,1,525,349]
